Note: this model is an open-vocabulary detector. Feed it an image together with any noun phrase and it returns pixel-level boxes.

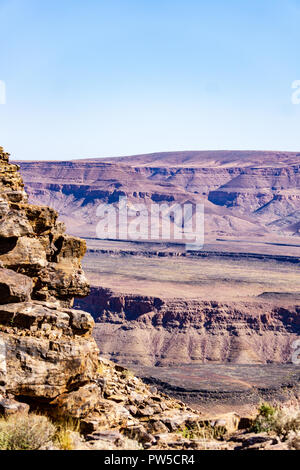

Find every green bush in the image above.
[251,403,277,433]
[252,403,300,439]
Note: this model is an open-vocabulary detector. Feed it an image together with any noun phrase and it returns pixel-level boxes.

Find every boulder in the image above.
[0,301,99,409]
[0,236,47,270]
[0,268,33,304]
[229,431,279,450]
[50,383,101,419]
[34,264,89,302]
[0,210,33,238]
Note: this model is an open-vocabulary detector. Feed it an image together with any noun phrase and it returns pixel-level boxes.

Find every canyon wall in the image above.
[75,287,300,367]
[14,151,300,369]
[2,146,300,450]
[15,151,300,238]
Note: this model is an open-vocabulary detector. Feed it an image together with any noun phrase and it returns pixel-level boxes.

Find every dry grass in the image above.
[0,413,84,451]
[178,421,227,442]
[0,413,56,450]
[53,417,80,451]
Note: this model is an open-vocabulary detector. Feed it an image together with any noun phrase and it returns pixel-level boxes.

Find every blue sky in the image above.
[0,0,300,160]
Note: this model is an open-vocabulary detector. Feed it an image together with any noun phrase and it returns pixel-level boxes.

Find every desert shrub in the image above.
[251,403,277,433]
[272,409,300,439]
[252,403,300,438]
[0,413,56,450]
[53,417,80,451]
[178,421,226,441]
[178,426,194,439]
[257,402,277,420]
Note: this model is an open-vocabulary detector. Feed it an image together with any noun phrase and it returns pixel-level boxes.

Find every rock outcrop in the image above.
[0,146,98,418]
[0,148,89,305]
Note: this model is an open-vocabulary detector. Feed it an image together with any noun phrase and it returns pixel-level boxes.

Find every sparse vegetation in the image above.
[252,403,300,439]
[251,402,277,433]
[121,368,134,379]
[0,413,56,450]
[178,421,226,441]
[0,413,86,451]
[53,417,80,451]
[177,426,195,440]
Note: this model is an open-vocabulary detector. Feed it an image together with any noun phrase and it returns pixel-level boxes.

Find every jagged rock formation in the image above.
[78,357,240,450]
[0,146,100,419]
[0,148,89,304]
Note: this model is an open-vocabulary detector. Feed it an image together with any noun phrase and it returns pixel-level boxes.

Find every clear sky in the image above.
[0,0,300,160]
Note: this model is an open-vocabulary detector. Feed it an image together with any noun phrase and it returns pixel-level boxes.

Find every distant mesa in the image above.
[14,150,300,241]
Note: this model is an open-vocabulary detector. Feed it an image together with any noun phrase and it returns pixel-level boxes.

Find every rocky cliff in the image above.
[76,287,300,367]
[0,146,100,419]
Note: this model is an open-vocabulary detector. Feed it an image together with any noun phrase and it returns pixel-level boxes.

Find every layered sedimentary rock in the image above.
[0,148,89,304]
[1,302,99,412]
[15,150,300,239]
[75,287,300,366]
[0,146,98,418]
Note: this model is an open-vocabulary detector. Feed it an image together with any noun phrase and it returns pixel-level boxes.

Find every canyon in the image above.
[15,150,300,241]
[78,286,300,366]
[15,150,300,412]
[2,145,254,450]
